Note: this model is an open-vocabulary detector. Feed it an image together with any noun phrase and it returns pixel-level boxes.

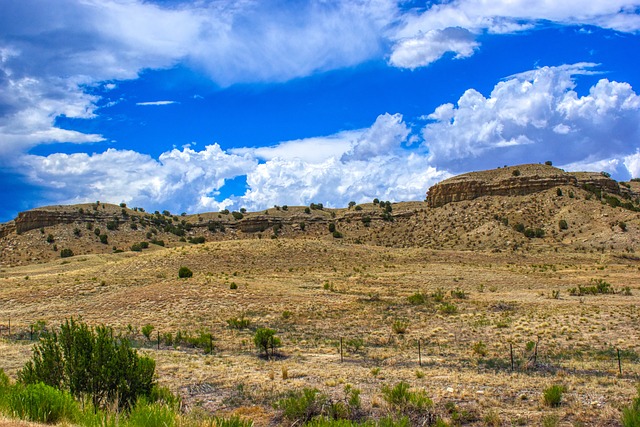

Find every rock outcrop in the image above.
[426,164,625,208]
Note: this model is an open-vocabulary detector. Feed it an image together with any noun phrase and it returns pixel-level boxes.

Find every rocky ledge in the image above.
[426,164,627,208]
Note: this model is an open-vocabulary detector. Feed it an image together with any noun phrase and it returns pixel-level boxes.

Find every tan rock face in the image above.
[426,164,624,208]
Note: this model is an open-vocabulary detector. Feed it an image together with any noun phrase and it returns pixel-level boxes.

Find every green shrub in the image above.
[226,316,250,329]
[188,236,206,244]
[543,384,564,407]
[381,382,433,416]
[140,241,149,249]
[60,248,74,258]
[142,324,155,340]
[439,302,458,315]
[5,382,79,424]
[407,292,427,305]
[558,219,568,230]
[230,282,238,289]
[392,320,408,334]
[253,328,281,358]
[431,288,445,302]
[332,231,344,238]
[472,341,487,357]
[99,234,108,244]
[131,243,143,252]
[328,223,336,233]
[178,266,193,278]
[275,388,327,423]
[18,318,155,411]
[450,289,467,299]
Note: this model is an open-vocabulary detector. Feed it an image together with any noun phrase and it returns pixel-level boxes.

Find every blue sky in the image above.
[1,1,640,221]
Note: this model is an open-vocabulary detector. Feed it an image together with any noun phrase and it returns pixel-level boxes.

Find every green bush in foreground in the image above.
[18,318,156,411]
[622,385,640,427]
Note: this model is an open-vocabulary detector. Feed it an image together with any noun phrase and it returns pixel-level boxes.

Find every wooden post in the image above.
[157,331,160,350]
[533,337,539,367]
[617,348,622,375]
[418,339,422,367]
[340,337,343,363]
[30,325,33,341]
[510,343,514,371]
[8,318,10,339]
[209,335,213,354]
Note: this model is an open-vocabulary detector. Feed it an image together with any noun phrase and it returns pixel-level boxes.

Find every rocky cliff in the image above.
[426,164,625,208]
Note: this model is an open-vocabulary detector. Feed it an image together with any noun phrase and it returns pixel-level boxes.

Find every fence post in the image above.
[340,337,343,363]
[418,339,422,367]
[510,343,514,371]
[8,318,10,339]
[617,348,622,375]
[157,331,160,350]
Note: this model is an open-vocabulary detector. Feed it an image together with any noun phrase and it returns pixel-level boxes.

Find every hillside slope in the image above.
[1,164,639,267]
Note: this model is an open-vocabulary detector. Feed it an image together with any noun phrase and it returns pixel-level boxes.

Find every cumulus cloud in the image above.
[18,114,450,213]
[20,144,257,213]
[391,0,640,69]
[421,63,640,174]
[624,151,640,178]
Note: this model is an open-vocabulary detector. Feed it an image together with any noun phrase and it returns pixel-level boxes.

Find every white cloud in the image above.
[18,114,450,213]
[624,151,640,178]
[391,0,640,69]
[136,101,178,106]
[20,144,257,214]
[388,27,479,69]
[231,130,361,163]
[560,157,621,175]
[0,0,397,160]
[421,63,640,173]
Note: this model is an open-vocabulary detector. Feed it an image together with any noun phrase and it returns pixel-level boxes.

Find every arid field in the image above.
[1,238,639,426]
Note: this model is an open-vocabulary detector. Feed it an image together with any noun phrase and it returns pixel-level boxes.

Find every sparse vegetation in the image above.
[178,266,193,278]
[60,248,74,258]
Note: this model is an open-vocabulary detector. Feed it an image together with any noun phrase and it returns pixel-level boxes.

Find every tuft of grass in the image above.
[126,399,177,427]
[543,384,565,407]
[5,382,80,424]
[622,385,640,427]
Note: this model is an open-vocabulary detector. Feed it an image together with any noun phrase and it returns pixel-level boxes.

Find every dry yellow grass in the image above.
[1,238,639,425]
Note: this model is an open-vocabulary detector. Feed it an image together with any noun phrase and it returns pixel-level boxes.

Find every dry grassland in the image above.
[1,239,639,426]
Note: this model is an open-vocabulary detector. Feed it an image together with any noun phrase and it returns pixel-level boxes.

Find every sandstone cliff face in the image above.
[6,207,118,236]
[426,164,625,208]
